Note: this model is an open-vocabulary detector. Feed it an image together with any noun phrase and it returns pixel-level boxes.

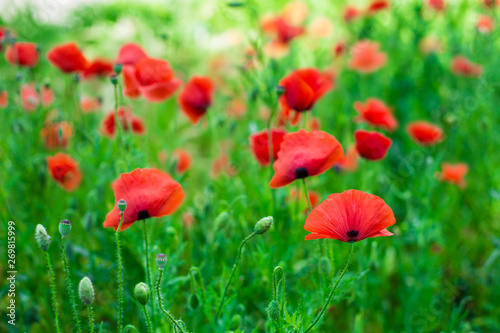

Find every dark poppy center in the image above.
[137,210,150,220]
[346,230,359,239]
[295,167,309,179]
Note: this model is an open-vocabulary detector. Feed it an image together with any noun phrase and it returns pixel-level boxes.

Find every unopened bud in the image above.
[254,216,273,235]
[267,300,280,321]
[113,63,122,76]
[189,294,200,310]
[35,224,51,251]
[117,199,127,212]
[156,253,167,270]
[59,219,72,238]
[110,74,118,85]
[275,86,285,96]
[134,282,150,306]
[79,277,94,305]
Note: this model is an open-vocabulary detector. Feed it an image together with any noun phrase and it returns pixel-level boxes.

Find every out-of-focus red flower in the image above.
[353,98,398,132]
[477,15,494,33]
[289,188,321,214]
[354,129,392,161]
[41,84,55,107]
[0,90,8,108]
[263,40,290,59]
[277,107,301,127]
[334,42,346,57]
[122,65,141,98]
[41,121,72,150]
[450,56,483,77]
[308,17,333,38]
[308,117,321,131]
[304,189,395,242]
[483,0,500,8]
[261,14,305,44]
[270,130,343,188]
[80,96,102,113]
[172,149,192,174]
[178,76,214,124]
[21,83,39,112]
[103,168,184,231]
[211,154,237,178]
[436,162,468,189]
[349,40,387,73]
[366,0,390,14]
[335,144,359,172]
[47,42,88,73]
[82,59,114,79]
[428,0,445,11]
[226,98,246,119]
[183,211,195,229]
[101,106,145,138]
[283,1,308,25]
[344,6,362,22]
[116,43,148,66]
[47,153,82,191]
[134,58,182,102]
[6,42,38,67]
[406,121,444,146]
[279,68,333,113]
[249,129,287,166]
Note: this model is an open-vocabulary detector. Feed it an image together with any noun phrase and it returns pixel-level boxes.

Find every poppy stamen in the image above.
[346,230,359,239]
[295,167,309,179]
[138,210,150,220]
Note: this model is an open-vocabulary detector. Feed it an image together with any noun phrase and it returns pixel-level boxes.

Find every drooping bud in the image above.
[318,257,331,275]
[110,74,118,85]
[113,63,122,76]
[133,282,150,306]
[254,216,273,235]
[35,224,51,251]
[117,199,127,212]
[79,277,94,305]
[275,85,285,97]
[267,300,280,321]
[156,253,167,270]
[59,219,72,238]
[188,294,200,310]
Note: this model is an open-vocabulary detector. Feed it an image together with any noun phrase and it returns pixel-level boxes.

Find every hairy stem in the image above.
[46,252,61,333]
[61,238,82,333]
[143,305,153,333]
[115,211,125,333]
[156,270,187,333]
[88,305,94,333]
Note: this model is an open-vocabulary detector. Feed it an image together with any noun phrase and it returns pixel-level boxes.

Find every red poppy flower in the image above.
[249,129,287,166]
[226,98,246,119]
[289,188,321,214]
[349,40,387,73]
[450,56,483,77]
[354,129,392,161]
[172,149,192,173]
[21,83,39,112]
[0,90,8,108]
[40,84,55,106]
[308,17,333,39]
[116,43,148,66]
[278,68,333,113]
[483,0,500,8]
[436,162,468,189]
[334,42,346,57]
[406,121,444,146]
[335,144,359,172]
[353,98,398,132]
[308,117,321,131]
[428,0,445,11]
[47,153,82,191]
[121,65,141,99]
[343,6,362,22]
[211,154,237,178]
[367,0,390,13]
[82,58,114,79]
[41,121,72,149]
[101,107,145,138]
[80,96,102,113]
[178,76,215,124]
[6,42,38,67]
[477,15,494,33]
[183,211,195,229]
[134,58,182,102]
[269,130,343,188]
[304,189,395,242]
[103,168,184,232]
[47,43,88,73]
[261,14,304,44]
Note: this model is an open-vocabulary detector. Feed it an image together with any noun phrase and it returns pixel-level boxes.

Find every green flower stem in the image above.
[156,270,187,333]
[189,267,207,303]
[301,178,313,213]
[214,232,257,322]
[113,80,124,144]
[88,305,94,333]
[142,219,155,324]
[61,238,82,333]
[46,252,61,333]
[303,242,355,333]
[142,305,153,333]
[115,211,125,333]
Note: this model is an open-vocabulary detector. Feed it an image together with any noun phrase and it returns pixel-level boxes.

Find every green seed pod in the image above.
[156,253,167,270]
[133,282,150,306]
[117,199,127,212]
[318,257,331,275]
[110,74,118,85]
[114,63,123,76]
[188,294,200,310]
[275,85,285,96]
[35,224,51,252]
[59,219,72,239]
[229,314,241,330]
[254,216,273,235]
[267,300,280,322]
[79,277,94,305]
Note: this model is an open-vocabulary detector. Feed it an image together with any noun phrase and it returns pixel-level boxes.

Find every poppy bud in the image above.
[275,85,285,97]
[117,199,127,212]
[267,300,280,321]
[110,74,118,85]
[188,294,200,310]
[156,253,168,270]
[114,63,122,76]
[133,282,150,306]
[318,257,331,275]
[35,224,51,251]
[59,219,72,238]
[79,277,94,305]
[254,216,273,235]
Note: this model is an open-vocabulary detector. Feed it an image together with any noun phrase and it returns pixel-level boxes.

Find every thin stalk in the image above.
[189,267,207,303]
[115,211,125,333]
[46,252,61,333]
[303,242,355,333]
[61,238,82,333]
[301,178,313,213]
[156,270,187,333]
[88,305,95,333]
[113,81,123,144]
[143,220,152,297]
[214,232,257,322]
[142,305,153,333]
